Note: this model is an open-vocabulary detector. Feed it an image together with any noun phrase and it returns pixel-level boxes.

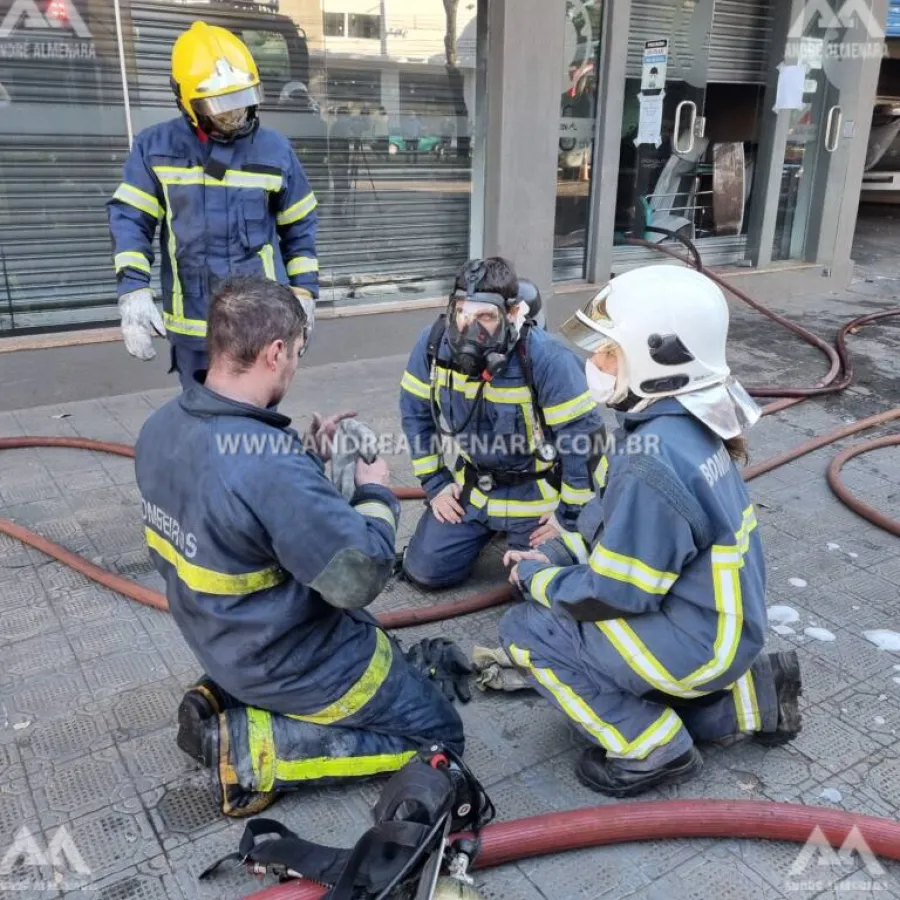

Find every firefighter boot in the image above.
[755,651,802,747]
[576,746,703,798]
[176,676,237,765]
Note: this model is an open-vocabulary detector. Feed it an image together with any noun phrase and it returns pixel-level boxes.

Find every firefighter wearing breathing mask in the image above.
[398,257,603,590]
[107,21,319,388]
[499,264,803,797]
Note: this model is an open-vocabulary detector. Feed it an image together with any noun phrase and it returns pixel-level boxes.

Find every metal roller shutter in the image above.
[625,0,773,85]
[0,0,475,333]
[708,0,774,85]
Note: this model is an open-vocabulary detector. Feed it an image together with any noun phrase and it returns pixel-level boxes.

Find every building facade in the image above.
[0,0,889,334]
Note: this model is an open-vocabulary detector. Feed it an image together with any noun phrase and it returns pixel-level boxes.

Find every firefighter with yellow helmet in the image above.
[107,22,319,387]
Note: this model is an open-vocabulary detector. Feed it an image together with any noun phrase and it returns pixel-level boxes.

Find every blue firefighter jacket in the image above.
[399,322,603,528]
[515,398,767,692]
[133,378,401,718]
[107,116,318,350]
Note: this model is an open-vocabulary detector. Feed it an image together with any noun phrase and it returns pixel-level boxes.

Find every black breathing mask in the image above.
[446,291,516,379]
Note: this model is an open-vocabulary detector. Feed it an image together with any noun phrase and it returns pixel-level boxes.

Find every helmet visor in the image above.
[559,284,614,352]
[192,84,262,118]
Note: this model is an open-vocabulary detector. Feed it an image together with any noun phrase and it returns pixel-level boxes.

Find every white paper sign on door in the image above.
[636,92,665,147]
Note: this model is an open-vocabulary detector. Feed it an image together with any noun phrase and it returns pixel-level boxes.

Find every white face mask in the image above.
[584,359,617,405]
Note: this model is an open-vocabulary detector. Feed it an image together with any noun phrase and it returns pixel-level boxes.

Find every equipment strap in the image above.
[198,816,433,896]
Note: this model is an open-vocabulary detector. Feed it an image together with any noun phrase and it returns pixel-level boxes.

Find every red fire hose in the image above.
[0,257,897,894]
[251,800,900,900]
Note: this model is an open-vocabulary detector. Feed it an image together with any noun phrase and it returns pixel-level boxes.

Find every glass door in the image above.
[553,0,604,281]
[613,0,715,247]
[771,12,857,262]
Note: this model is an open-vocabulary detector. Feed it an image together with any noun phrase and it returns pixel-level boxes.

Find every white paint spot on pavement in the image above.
[863,631,900,652]
[12,720,30,731]
[769,605,800,625]
[827,542,841,551]
[819,787,843,804]
[805,627,836,642]
[789,578,808,588]
[772,624,796,636]
[875,716,887,726]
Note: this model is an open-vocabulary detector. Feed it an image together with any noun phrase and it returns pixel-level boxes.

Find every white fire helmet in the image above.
[559,264,761,439]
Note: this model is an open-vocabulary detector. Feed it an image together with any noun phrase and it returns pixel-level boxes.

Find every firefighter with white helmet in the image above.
[500,264,803,796]
[107,21,319,387]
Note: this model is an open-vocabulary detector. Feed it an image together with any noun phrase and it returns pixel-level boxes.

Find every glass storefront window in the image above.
[0,0,130,331]
[554,0,603,281]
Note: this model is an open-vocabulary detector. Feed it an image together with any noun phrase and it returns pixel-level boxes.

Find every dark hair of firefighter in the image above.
[725,434,749,465]
[454,256,519,301]
[206,275,308,373]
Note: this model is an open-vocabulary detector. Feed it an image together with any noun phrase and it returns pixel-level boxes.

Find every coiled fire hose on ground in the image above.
[0,246,898,891]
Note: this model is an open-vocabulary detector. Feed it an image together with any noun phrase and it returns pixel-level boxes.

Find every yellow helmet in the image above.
[170,21,262,140]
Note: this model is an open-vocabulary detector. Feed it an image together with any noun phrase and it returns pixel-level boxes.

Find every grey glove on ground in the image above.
[472,646,532,693]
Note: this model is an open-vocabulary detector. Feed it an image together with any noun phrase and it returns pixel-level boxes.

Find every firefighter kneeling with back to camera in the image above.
[133,275,467,818]
[399,257,603,590]
[499,264,803,797]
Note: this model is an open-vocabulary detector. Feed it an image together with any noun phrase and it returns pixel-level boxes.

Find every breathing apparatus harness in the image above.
[424,272,559,502]
[199,745,494,899]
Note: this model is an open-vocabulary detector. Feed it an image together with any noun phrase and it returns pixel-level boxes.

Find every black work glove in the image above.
[405,637,473,704]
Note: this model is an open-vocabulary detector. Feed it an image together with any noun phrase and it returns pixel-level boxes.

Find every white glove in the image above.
[118,288,165,360]
[291,287,316,333]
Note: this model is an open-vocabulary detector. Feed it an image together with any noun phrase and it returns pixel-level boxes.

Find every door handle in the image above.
[825,105,843,153]
[674,101,697,154]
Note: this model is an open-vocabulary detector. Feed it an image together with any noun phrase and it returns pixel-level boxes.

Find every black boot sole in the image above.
[176,693,215,765]
[755,650,802,747]
[575,747,704,798]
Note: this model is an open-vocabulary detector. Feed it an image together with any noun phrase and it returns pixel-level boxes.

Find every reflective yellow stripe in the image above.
[543,391,597,426]
[274,750,416,783]
[615,708,685,760]
[158,183,182,319]
[289,630,393,725]
[259,244,276,280]
[434,366,531,404]
[412,455,440,476]
[594,457,609,489]
[560,482,593,506]
[529,567,562,607]
[596,505,759,698]
[450,468,558,518]
[145,527,286,595]
[400,371,431,401]
[287,256,319,277]
[114,251,151,274]
[733,671,761,731]
[247,707,276,792]
[277,191,318,225]
[354,501,395,529]
[113,183,162,218]
[152,165,283,191]
[589,545,677,595]
[163,312,207,337]
[487,494,558,518]
[560,530,589,564]
[509,645,685,759]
